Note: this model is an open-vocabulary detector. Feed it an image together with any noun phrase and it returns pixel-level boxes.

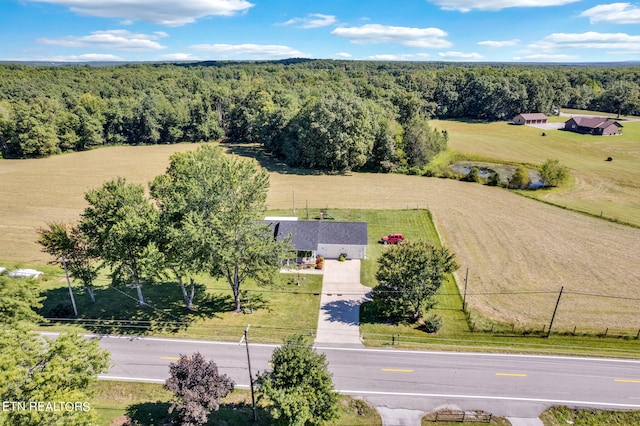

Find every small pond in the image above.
[450,161,544,188]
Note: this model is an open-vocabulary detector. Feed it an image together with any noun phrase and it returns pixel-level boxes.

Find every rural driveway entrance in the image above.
[314,259,370,346]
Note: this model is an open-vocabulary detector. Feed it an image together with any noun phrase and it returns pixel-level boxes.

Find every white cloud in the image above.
[334,52,352,58]
[280,14,337,29]
[478,39,520,47]
[438,51,484,60]
[188,43,307,58]
[429,0,579,12]
[513,53,579,61]
[530,31,640,51]
[366,53,432,61]
[38,30,167,50]
[24,0,253,26]
[158,53,200,61]
[580,3,640,24]
[332,24,451,48]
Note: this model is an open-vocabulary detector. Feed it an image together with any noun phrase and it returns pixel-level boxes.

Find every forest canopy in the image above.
[1,60,639,171]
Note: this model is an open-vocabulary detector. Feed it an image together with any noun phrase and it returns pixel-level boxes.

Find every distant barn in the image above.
[564,117,623,136]
[513,113,548,125]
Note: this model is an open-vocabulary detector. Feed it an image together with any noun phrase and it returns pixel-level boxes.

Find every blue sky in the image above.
[1,0,640,63]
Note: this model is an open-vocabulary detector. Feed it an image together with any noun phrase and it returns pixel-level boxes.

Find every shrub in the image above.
[464,167,481,183]
[338,253,347,262]
[508,166,530,189]
[487,172,501,187]
[418,314,443,333]
[540,159,569,187]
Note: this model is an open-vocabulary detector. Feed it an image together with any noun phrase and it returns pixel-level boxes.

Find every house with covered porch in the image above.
[264,218,368,264]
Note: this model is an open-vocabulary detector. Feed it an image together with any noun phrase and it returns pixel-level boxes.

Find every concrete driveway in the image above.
[314,259,371,346]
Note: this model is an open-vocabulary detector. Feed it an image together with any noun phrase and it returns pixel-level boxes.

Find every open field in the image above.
[429,118,640,227]
[0,144,200,263]
[2,142,640,332]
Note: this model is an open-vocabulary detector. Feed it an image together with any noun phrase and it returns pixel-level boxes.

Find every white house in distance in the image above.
[264,218,368,260]
[512,113,548,125]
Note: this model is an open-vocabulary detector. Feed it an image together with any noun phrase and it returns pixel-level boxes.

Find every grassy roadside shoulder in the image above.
[90,381,381,426]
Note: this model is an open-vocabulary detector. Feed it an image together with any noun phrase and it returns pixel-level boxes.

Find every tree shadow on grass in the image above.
[212,400,273,426]
[125,401,173,425]
[38,281,236,335]
[223,143,351,177]
[123,400,273,426]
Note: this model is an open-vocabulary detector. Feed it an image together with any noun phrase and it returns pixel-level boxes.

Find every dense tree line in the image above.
[1,60,639,170]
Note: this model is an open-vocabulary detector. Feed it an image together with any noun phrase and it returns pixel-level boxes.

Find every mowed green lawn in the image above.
[38,270,323,343]
[429,117,640,226]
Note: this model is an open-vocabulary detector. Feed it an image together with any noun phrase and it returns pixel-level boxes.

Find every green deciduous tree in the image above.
[372,240,458,323]
[258,334,339,426]
[0,327,110,426]
[0,276,43,325]
[12,98,60,158]
[401,117,448,168]
[80,177,161,305]
[164,352,235,426]
[288,93,378,171]
[0,267,108,426]
[508,165,530,189]
[37,222,100,303]
[595,80,640,118]
[540,159,569,187]
[151,145,290,312]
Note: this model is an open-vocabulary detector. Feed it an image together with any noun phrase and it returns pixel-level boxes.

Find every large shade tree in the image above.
[80,177,162,306]
[372,240,458,322]
[151,145,290,312]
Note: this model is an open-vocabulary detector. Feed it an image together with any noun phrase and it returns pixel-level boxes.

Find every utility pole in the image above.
[462,268,469,312]
[61,254,78,317]
[547,286,564,338]
[292,188,295,215]
[241,324,258,422]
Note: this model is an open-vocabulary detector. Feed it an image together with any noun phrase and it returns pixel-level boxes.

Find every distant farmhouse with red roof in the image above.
[564,117,623,136]
[513,113,548,125]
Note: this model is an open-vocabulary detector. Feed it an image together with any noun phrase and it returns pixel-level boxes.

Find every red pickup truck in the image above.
[380,233,404,244]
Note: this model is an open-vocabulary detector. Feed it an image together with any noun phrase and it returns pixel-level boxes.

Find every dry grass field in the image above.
[1,140,639,331]
[0,144,200,263]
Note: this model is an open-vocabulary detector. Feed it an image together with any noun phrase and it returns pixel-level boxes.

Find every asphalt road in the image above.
[50,333,640,419]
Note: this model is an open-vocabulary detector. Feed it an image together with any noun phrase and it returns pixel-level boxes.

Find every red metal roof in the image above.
[517,113,548,120]
[570,117,623,129]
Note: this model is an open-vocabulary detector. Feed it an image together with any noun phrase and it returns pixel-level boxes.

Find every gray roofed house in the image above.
[265,220,368,260]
